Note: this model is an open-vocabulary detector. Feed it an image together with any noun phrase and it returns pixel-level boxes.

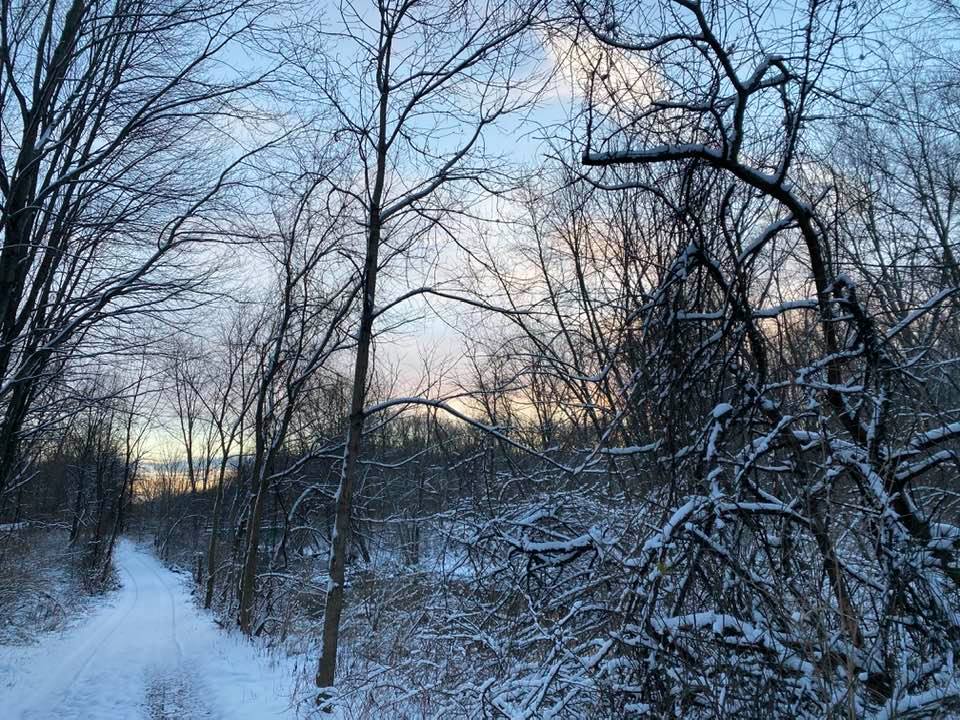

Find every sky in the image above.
[133,0,933,464]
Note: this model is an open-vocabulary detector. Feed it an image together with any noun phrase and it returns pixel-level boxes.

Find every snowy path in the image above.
[0,540,299,720]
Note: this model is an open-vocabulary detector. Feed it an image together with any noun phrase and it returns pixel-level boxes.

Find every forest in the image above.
[1,0,959,717]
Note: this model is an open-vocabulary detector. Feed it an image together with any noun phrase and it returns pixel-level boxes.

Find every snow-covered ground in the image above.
[0,540,301,719]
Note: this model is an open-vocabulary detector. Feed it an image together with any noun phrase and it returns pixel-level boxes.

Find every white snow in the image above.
[0,522,29,532]
[599,442,661,456]
[642,497,704,552]
[0,540,301,720]
[910,421,960,450]
[711,403,734,419]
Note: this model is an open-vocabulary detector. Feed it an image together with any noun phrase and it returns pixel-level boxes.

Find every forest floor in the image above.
[0,539,303,719]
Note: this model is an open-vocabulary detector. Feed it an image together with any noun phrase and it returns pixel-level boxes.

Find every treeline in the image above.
[2,0,960,717]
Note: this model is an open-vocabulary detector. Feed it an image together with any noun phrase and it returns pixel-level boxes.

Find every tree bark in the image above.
[204,458,230,609]
[316,77,389,688]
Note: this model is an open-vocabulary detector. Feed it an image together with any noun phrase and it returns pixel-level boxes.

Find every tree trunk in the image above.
[237,448,268,633]
[204,459,229,609]
[316,121,387,688]
[69,468,85,545]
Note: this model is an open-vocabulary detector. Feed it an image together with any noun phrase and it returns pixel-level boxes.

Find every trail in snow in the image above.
[0,540,300,720]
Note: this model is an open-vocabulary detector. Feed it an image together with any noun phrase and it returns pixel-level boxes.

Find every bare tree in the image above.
[285,0,547,690]
[201,309,263,609]
[236,175,359,634]
[0,0,275,495]
[438,0,960,714]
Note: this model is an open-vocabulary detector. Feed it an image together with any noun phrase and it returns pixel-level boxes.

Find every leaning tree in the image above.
[0,0,276,498]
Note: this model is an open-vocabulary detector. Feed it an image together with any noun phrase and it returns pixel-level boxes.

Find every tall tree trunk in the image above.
[316,106,388,688]
[69,468,85,545]
[205,458,230,609]
[315,275,377,689]
[237,442,268,633]
[101,461,133,585]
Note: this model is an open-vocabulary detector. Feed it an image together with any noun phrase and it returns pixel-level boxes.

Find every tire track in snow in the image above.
[9,560,142,719]
[135,548,184,663]
[1,540,297,720]
[134,548,216,720]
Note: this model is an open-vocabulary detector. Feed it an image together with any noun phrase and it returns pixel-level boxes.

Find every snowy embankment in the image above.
[0,540,304,719]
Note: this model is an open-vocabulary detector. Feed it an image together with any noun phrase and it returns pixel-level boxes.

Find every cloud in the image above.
[544,30,661,115]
